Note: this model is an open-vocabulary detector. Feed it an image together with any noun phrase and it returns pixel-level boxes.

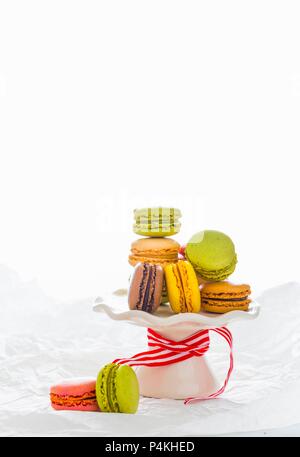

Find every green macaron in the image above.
[133,207,181,237]
[96,363,139,414]
[185,230,237,281]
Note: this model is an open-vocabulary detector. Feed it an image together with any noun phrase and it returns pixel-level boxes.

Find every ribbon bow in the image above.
[113,326,233,404]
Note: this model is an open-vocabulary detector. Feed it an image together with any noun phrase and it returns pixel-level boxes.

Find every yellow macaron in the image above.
[164,260,201,313]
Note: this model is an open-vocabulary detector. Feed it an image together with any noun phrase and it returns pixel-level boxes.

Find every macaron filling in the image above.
[97,364,120,412]
[203,296,249,302]
[50,391,97,408]
[142,266,154,312]
[106,364,120,413]
[172,263,193,313]
[131,249,178,260]
[137,264,157,312]
[98,366,111,412]
[172,264,186,312]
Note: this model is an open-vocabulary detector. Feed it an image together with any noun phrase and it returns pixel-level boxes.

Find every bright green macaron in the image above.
[185,230,237,281]
[133,207,182,237]
[96,363,139,414]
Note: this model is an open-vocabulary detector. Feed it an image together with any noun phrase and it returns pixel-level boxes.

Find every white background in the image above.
[1,0,300,302]
[1,1,300,438]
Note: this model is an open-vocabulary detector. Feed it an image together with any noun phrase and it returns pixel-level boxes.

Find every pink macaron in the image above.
[50,378,99,411]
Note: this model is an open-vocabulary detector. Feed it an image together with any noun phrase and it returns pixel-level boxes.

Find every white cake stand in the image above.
[93,289,260,400]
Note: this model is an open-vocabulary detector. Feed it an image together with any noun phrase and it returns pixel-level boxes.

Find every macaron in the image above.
[96,363,139,414]
[164,260,201,313]
[50,378,99,411]
[128,263,163,313]
[185,230,237,281]
[201,281,251,313]
[128,237,180,266]
[133,207,182,237]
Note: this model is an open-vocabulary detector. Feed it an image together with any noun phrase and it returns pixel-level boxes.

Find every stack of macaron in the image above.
[128,207,182,307]
[129,207,182,267]
[128,209,252,315]
[50,363,139,414]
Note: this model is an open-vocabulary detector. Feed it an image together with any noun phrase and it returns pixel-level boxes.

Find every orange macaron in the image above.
[201,281,251,313]
[128,237,180,267]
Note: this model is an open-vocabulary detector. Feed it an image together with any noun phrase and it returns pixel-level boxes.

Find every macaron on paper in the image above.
[96,363,139,414]
[50,364,140,414]
[50,378,99,411]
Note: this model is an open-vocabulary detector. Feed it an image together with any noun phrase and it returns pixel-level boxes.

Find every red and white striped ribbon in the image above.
[113,326,233,404]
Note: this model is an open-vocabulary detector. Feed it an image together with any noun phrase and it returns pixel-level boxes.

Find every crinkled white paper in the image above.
[1,264,300,436]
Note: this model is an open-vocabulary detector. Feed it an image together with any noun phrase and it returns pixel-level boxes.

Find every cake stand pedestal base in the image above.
[135,326,218,399]
[93,290,259,400]
[136,357,218,400]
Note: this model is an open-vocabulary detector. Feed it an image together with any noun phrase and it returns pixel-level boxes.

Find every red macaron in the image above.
[50,378,99,411]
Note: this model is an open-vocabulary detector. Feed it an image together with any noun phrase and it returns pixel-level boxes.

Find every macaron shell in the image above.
[96,364,113,412]
[130,237,180,253]
[202,299,251,313]
[201,281,251,298]
[134,207,182,219]
[179,261,201,313]
[164,263,185,313]
[50,378,96,396]
[133,224,181,237]
[128,254,178,266]
[51,404,99,412]
[129,255,178,266]
[194,256,237,281]
[128,263,145,310]
[114,365,139,414]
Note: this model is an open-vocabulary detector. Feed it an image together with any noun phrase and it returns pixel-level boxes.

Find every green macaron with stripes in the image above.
[133,207,182,237]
